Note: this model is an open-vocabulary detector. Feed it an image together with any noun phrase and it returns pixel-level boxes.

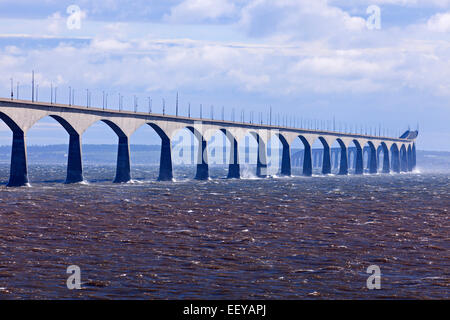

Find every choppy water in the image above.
[0,164,448,299]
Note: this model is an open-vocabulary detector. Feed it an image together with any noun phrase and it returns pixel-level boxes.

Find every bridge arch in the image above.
[377,142,390,173]
[390,143,400,173]
[140,122,175,181]
[316,136,332,175]
[350,139,364,174]
[363,141,377,174]
[246,130,268,178]
[219,128,240,178]
[200,128,234,179]
[0,111,23,134]
[296,135,313,176]
[407,144,413,172]
[400,144,408,172]
[330,138,349,175]
[83,119,131,183]
[183,125,208,180]
[51,115,86,183]
[267,132,290,176]
[0,112,28,186]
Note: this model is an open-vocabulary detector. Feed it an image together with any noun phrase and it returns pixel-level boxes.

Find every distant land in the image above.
[0,145,449,171]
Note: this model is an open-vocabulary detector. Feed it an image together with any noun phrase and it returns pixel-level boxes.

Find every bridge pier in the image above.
[7,131,29,187]
[227,138,240,179]
[369,145,377,174]
[382,148,390,173]
[303,144,312,176]
[322,144,331,175]
[391,148,400,173]
[338,145,348,175]
[113,136,131,183]
[158,136,173,181]
[407,146,413,172]
[280,140,291,176]
[354,144,364,174]
[412,144,416,170]
[195,136,209,180]
[400,148,408,172]
[256,136,267,178]
[65,133,84,184]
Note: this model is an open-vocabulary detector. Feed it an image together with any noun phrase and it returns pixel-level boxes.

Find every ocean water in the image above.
[0,164,448,299]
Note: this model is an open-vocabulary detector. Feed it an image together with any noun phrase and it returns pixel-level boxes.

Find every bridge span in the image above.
[0,98,417,187]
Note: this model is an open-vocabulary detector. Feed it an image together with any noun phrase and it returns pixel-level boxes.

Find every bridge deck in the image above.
[0,98,412,143]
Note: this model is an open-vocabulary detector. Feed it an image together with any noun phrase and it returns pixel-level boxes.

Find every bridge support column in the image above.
[322,145,331,175]
[256,137,267,178]
[369,146,377,174]
[400,149,408,172]
[338,145,348,175]
[365,148,371,170]
[382,150,390,173]
[280,141,291,176]
[355,145,363,174]
[407,147,413,172]
[227,138,240,179]
[412,144,417,170]
[158,136,173,181]
[391,148,400,173]
[7,131,29,187]
[195,136,209,180]
[114,136,131,183]
[303,145,312,176]
[66,133,84,184]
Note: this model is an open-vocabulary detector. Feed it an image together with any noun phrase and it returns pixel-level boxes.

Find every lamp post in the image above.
[32,70,35,102]
[176,92,178,117]
[269,106,272,126]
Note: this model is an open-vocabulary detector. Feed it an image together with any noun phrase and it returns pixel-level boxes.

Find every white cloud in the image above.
[1,34,449,99]
[238,0,366,40]
[165,0,237,23]
[46,12,64,34]
[1,2,450,98]
[331,0,450,8]
[427,11,450,32]
[91,38,131,51]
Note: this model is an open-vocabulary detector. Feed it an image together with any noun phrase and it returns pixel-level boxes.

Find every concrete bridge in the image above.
[0,98,417,187]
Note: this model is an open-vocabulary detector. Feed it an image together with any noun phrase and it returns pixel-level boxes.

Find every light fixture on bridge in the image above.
[31,70,35,103]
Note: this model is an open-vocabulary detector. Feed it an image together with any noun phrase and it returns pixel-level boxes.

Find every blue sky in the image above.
[0,0,449,150]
